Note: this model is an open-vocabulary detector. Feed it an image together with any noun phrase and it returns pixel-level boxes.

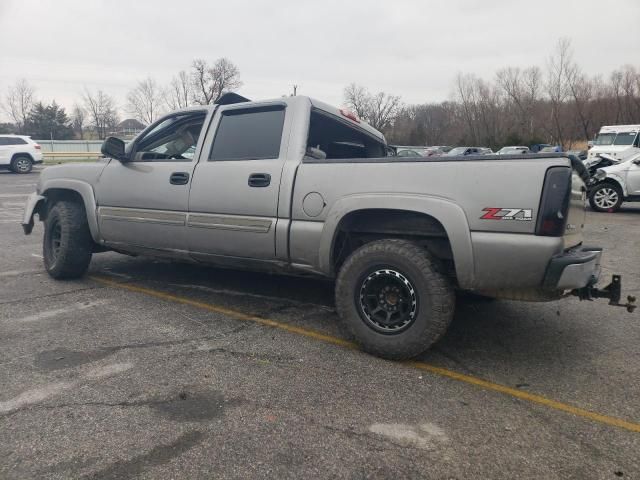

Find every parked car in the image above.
[0,135,43,173]
[497,146,530,155]
[22,94,633,359]
[395,147,427,157]
[432,145,453,153]
[392,146,443,158]
[446,147,492,156]
[588,153,640,212]
[588,125,640,163]
[530,143,552,153]
[540,145,562,153]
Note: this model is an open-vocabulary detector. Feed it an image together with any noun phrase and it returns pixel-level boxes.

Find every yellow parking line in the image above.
[91,275,640,434]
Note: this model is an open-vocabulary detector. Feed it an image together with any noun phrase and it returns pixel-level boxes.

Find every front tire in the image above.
[11,155,33,174]
[43,201,93,279]
[335,239,455,360]
[589,182,623,212]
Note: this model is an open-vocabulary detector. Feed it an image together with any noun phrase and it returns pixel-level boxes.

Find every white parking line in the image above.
[0,382,72,414]
[8,300,109,323]
[0,362,133,415]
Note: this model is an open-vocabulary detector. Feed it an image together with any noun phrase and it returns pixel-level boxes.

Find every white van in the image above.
[588,125,640,162]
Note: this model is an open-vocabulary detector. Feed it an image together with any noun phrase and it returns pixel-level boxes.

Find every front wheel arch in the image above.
[40,182,101,242]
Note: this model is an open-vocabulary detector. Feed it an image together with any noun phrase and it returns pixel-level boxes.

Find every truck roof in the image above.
[166,95,386,144]
[599,125,640,133]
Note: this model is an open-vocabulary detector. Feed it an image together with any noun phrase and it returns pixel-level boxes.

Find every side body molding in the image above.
[316,194,475,288]
[40,179,101,243]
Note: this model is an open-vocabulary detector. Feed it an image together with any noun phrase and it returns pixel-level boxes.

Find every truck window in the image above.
[593,132,616,146]
[209,106,285,161]
[613,132,638,146]
[132,112,206,161]
[307,109,386,159]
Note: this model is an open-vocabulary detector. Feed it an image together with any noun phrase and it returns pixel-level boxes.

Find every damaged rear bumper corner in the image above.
[22,193,45,235]
[543,246,602,290]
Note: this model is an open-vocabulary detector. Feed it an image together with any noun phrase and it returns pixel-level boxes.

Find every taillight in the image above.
[535,166,571,236]
[34,144,41,149]
[339,109,360,123]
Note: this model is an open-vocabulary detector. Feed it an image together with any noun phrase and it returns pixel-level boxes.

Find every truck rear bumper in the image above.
[543,246,602,290]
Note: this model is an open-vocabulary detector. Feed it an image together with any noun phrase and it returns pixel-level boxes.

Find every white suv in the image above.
[0,135,43,173]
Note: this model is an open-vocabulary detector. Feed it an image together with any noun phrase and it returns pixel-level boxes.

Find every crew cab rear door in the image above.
[187,101,289,260]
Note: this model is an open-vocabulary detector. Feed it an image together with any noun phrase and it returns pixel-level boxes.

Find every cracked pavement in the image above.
[1,169,639,479]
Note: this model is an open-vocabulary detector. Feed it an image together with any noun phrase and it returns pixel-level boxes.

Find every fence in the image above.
[34,140,129,162]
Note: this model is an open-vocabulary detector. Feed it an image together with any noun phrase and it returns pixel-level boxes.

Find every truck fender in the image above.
[318,194,474,288]
[39,179,101,243]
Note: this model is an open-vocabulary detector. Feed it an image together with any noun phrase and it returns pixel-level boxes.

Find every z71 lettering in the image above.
[481,208,533,221]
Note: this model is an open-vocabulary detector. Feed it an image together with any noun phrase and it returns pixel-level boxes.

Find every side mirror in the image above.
[101,137,128,162]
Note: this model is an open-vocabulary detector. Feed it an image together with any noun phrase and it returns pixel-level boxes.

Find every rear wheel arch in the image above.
[331,208,452,268]
[324,201,473,288]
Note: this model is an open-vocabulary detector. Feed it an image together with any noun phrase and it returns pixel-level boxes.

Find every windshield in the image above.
[593,132,616,146]
[613,132,638,146]
[447,147,467,156]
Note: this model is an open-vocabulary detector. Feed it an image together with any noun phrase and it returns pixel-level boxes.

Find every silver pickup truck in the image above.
[22,94,634,359]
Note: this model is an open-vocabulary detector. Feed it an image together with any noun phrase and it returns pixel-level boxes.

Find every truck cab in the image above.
[588,125,640,163]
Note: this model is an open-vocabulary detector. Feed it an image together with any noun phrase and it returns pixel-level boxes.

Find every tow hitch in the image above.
[573,275,636,313]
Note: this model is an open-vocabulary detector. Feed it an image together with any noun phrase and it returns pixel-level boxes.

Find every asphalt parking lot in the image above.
[1,168,639,479]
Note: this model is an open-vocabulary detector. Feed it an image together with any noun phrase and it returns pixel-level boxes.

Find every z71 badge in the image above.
[481,208,533,221]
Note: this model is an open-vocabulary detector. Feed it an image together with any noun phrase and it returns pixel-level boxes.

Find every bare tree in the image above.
[2,79,35,134]
[566,64,595,141]
[545,38,573,148]
[343,83,371,119]
[343,83,402,131]
[83,89,119,139]
[127,77,162,125]
[191,58,242,105]
[164,71,191,110]
[71,104,86,140]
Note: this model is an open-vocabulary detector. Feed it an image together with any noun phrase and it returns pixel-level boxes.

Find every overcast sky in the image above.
[1,0,639,122]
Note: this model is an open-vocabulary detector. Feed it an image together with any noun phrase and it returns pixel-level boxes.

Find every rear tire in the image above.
[11,155,33,174]
[335,239,455,360]
[43,201,93,279]
[589,182,623,212]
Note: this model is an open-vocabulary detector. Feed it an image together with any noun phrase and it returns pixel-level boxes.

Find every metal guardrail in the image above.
[43,152,102,163]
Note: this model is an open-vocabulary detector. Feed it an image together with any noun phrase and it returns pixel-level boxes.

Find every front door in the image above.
[95,110,209,253]
[626,159,640,196]
[187,103,288,260]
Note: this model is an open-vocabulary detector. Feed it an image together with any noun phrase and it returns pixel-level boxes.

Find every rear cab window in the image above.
[306,109,386,160]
